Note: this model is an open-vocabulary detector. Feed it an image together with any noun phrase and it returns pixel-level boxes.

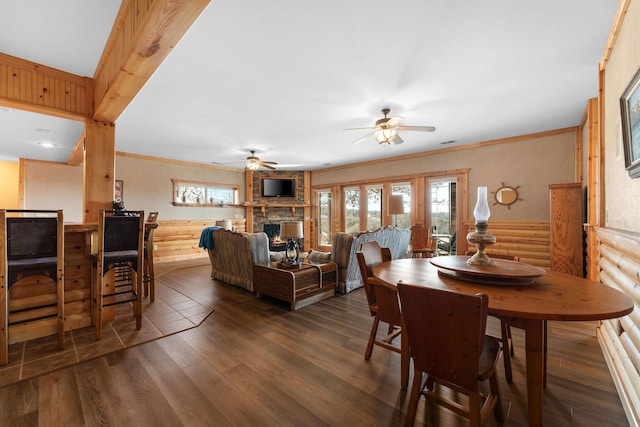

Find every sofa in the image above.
[204,228,284,292]
[309,226,411,294]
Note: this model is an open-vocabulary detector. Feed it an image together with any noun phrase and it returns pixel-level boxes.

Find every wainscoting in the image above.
[596,227,640,426]
[462,221,551,268]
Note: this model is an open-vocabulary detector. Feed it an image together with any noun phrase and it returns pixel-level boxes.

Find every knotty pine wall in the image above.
[596,227,640,426]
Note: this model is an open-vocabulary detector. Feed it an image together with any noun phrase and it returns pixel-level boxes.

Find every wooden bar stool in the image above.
[93,210,144,339]
[143,212,158,301]
[0,209,64,366]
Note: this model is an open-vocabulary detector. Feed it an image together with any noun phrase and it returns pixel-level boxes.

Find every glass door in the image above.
[429,178,458,255]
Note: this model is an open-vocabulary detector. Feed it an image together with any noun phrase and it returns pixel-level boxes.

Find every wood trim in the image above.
[599,0,631,71]
[92,0,210,122]
[116,151,243,172]
[585,97,600,280]
[315,128,576,173]
[0,52,89,121]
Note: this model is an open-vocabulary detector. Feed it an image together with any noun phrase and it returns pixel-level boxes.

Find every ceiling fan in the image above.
[212,150,278,170]
[245,150,277,170]
[346,108,436,145]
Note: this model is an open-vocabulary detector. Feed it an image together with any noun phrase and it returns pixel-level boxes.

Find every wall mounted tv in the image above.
[261,177,297,198]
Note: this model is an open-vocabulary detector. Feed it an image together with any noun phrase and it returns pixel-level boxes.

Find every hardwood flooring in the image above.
[0,260,630,426]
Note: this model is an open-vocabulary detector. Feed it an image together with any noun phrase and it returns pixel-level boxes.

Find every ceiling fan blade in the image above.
[262,163,276,170]
[396,125,436,132]
[386,116,404,127]
[212,161,244,165]
[261,160,278,165]
[344,127,376,131]
[352,131,375,145]
[392,134,404,145]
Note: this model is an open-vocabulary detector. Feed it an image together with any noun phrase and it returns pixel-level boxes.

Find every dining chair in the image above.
[356,241,409,389]
[0,209,65,366]
[143,212,158,301]
[409,224,437,258]
[397,282,503,427]
[465,250,548,386]
[93,210,144,339]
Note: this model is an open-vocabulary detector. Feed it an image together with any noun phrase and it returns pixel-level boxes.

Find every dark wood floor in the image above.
[0,260,630,426]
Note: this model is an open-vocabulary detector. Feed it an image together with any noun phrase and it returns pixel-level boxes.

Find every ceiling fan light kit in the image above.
[347,108,435,145]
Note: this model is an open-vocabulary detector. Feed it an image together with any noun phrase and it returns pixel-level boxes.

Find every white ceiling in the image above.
[0,0,618,170]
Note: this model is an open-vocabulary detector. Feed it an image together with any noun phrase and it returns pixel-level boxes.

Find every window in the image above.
[344,187,360,234]
[366,185,382,230]
[172,179,238,206]
[391,183,411,229]
[317,189,332,246]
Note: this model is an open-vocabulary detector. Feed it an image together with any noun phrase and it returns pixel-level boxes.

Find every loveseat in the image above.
[205,228,284,292]
[309,226,411,294]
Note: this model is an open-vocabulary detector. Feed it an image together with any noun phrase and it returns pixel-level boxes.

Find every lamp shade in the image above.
[473,186,491,222]
[216,220,232,230]
[389,194,405,215]
[280,221,303,239]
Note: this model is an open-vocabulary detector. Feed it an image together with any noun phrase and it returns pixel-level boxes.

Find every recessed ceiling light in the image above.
[440,140,456,145]
[37,141,55,148]
[35,128,55,135]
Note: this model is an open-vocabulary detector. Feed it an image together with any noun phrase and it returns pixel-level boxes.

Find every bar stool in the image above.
[93,210,144,339]
[143,212,158,301]
[0,209,64,365]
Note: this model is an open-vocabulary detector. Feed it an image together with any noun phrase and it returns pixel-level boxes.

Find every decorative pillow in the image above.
[270,251,286,262]
[307,249,331,262]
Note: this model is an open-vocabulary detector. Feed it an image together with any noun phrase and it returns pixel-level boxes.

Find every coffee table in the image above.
[253,260,337,310]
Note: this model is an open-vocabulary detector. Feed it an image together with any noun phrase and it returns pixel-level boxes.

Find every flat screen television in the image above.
[261,177,296,198]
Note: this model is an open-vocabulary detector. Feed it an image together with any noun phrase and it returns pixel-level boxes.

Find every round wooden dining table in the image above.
[372,257,634,427]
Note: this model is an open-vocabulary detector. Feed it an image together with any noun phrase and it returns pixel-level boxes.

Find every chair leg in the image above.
[143,253,155,302]
[468,392,482,427]
[134,268,143,330]
[500,320,513,382]
[405,371,426,427]
[400,329,409,389]
[490,369,504,423]
[365,316,380,359]
[543,320,548,389]
[148,256,155,302]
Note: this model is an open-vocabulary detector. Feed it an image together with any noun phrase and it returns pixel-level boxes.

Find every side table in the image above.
[253,260,337,310]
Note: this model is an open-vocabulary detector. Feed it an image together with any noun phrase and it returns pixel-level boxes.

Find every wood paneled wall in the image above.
[463,221,551,268]
[153,218,246,264]
[596,227,640,426]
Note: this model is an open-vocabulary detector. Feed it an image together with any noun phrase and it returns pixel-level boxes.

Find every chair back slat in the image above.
[6,217,58,260]
[371,278,402,326]
[104,215,141,252]
[356,241,392,310]
[410,224,430,249]
[398,283,488,392]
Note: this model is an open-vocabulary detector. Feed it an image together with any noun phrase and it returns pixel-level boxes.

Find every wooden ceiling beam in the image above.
[92,0,210,122]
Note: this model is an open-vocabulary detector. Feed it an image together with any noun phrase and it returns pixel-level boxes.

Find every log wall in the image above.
[596,227,640,426]
[462,221,551,268]
[153,218,246,264]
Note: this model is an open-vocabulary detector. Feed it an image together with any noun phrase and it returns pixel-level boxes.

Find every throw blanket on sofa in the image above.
[199,226,221,250]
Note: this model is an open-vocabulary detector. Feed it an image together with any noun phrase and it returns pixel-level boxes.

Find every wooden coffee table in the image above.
[253,260,337,310]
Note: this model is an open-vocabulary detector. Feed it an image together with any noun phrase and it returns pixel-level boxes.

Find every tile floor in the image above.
[0,280,213,387]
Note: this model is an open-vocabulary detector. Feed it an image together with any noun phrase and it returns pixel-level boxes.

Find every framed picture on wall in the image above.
[115,180,124,202]
[620,66,640,179]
